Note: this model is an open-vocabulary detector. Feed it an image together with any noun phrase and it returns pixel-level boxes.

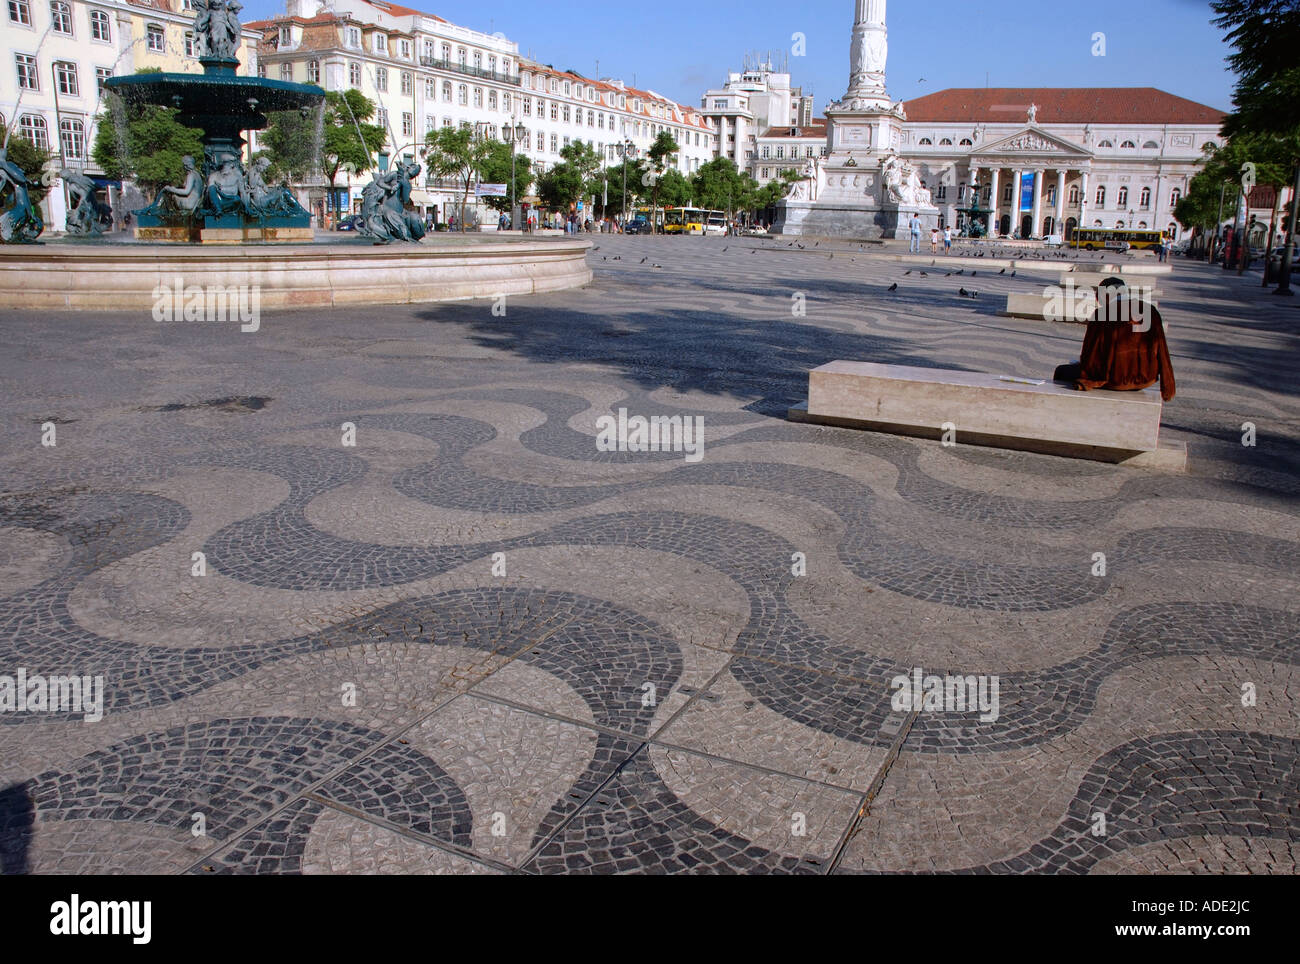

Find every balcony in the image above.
[419,57,520,86]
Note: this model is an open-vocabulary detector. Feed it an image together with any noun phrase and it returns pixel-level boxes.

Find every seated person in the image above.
[1054,277,1175,401]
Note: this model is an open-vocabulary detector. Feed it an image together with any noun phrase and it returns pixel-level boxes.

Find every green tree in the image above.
[260,105,323,184]
[537,162,584,213]
[321,89,386,190]
[691,157,749,213]
[754,168,802,212]
[476,138,533,214]
[603,158,646,217]
[0,121,52,202]
[93,70,203,194]
[656,169,691,208]
[644,130,680,232]
[1211,0,1300,141]
[424,124,489,229]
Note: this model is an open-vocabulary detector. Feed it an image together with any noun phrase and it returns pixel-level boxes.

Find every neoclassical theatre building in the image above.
[894,87,1225,241]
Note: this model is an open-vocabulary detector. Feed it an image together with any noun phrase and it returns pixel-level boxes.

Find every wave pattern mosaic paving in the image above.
[1,236,1296,874]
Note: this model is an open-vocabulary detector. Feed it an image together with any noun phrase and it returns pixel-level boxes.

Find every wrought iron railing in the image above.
[418,57,520,86]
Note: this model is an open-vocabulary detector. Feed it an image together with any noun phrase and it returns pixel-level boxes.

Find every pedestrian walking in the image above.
[909,214,922,254]
[943,226,953,252]
[930,227,939,254]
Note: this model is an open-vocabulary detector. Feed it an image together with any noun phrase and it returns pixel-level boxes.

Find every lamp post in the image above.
[620,138,636,229]
[1275,161,1299,296]
[504,118,526,231]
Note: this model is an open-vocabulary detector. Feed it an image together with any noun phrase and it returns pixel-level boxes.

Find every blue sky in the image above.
[240,0,1237,114]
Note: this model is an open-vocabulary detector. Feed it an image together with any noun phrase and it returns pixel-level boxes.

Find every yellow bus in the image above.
[663,207,726,235]
[1071,227,1166,251]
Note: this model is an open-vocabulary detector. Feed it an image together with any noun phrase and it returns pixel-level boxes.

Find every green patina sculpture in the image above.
[358,161,426,243]
[61,169,113,236]
[0,147,44,243]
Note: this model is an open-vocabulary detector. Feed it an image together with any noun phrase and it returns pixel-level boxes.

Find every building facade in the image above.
[752,120,827,187]
[248,0,717,225]
[893,87,1226,240]
[2,0,259,227]
[700,59,813,172]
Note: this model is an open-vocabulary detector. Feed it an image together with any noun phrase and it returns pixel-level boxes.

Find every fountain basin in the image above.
[0,237,593,310]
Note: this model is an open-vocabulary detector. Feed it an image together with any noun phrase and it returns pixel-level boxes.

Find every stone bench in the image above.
[790,360,1185,469]
[1005,284,1163,322]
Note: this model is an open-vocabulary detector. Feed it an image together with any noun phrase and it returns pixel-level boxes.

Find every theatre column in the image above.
[1080,170,1090,227]
[988,168,1000,235]
[1056,169,1066,233]
[1011,168,1024,235]
[1031,169,1044,238]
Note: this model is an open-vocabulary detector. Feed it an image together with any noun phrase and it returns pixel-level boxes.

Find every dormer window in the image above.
[278,25,291,46]
[346,27,360,48]
[399,39,410,59]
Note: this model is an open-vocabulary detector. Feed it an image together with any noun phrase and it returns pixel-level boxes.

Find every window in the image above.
[8,0,31,25]
[1143,140,1159,149]
[1170,187,1181,207]
[1115,220,1125,229]
[375,67,387,91]
[457,47,466,66]
[424,114,435,133]
[441,43,450,62]
[308,60,320,84]
[550,133,557,152]
[257,64,265,77]
[1069,185,1079,205]
[503,93,511,112]
[1047,185,1056,205]
[15,53,38,91]
[805,146,814,157]
[1167,223,1178,239]
[373,34,386,53]
[146,23,164,51]
[400,71,411,95]
[377,107,388,129]
[535,128,543,151]
[457,84,467,105]
[918,138,932,145]
[399,39,410,59]
[937,185,947,200]
[761,167,769,179]
[401,112,412,137]
[1139,186,1150,208]
[473,51,482,70]
[50,1,71,33]
[95,66,111,91]
[598,112,604,129]
[184,32,196,57]
[562,135,569,148]
[59,116,84,158]
[1097,139,1113,147]
[18,114,47,150]
[472,87,482,107]
[563,80,570,96]
[1095,185,1106,206]
[346,27,360,48]
[1120,140,1136,148]
[1117,186,1128,206]
[550,103,558,121]
[562,105,570,123]
[1093,219,1103,227]
[441,80,451,102]
[958,138,972,146]
[53,60,77,95]
[1003,184,1012,202]
[279,63,292,81]
[278,25,291,46]
[488,89,497,110]
[442,117,452,127]
[775,145,784,158]
[587,109,594,126]
[488,55,496,74]
[89,9,110,41]
[349,61,361,86]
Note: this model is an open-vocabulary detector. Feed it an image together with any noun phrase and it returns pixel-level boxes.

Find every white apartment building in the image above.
[2,0,259,228]
[700,58,813,171]
[250,0,716,224]
[752,119,827,187]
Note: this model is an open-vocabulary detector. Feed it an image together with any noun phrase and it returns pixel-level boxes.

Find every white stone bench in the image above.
[1004,284,1163,322]
[790,360,1185,469]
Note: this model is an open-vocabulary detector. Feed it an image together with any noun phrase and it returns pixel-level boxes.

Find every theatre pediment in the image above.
[974,127,1092,161]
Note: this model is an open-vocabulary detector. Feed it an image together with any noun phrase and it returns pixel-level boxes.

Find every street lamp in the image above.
[619,138,636,230]
[503,118,527,231]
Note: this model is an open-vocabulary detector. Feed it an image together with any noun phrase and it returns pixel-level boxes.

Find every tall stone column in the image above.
[1031,169,1044,238]
[988,168,1000,235]
[847,0,889,101]
[1011,168,1024,234]
[1056,169,1066,233]
[1080,171,1090,227]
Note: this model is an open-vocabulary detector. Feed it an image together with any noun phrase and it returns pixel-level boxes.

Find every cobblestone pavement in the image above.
[0,235,1296,874]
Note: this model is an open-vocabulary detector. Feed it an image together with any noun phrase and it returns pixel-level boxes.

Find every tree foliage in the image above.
[644,130,680,231]
[476,138,533,213]
[424,124,490,227]
[1211,0,1300,141]
[93,71,204,193]
[0,121,52,202]
[321,89,386,188]
[260,104,323,184]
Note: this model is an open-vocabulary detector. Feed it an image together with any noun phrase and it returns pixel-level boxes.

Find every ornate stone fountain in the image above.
[104,0,323,242]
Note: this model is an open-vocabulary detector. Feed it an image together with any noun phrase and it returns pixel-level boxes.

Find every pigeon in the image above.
[888,283,898,291]
[919,271,928,277]
[640,257,647,263]
[1010,270,1016,277]
[722,247,728,252]
[971,271,977,277]
[999,268,1006,274]
[945,272,951,277]
[955,269,964,275]
[652,264,663,269]
[814,241,819,246]
[593,246,600,251]
[931,260,936,266]
[904,270,911,275]
[960,287,970,296]
[602,256,607,260]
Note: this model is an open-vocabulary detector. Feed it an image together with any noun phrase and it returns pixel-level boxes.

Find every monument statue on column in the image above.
[773,0,939,239]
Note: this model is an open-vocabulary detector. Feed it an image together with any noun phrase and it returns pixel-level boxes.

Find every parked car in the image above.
[1268,242,1298,274]
[623,219,650,234]
[336,215,362,231]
